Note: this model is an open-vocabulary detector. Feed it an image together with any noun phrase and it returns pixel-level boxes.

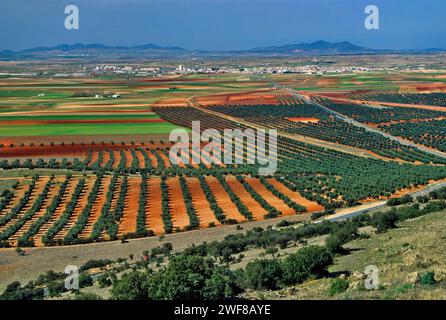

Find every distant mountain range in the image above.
[1,41,445,60]
[247,40,373,54]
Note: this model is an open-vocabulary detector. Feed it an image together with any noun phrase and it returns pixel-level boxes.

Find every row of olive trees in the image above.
[0,174,39,227]
[17,175,71,247]
[42,177,86,246]
[0,176,54,242]
[236,175,281,219]
[63,174,104,244]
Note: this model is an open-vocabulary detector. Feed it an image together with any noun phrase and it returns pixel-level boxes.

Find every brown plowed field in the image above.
[117,176,141,236]
[79,175,112,239]
[33,177,80,246]
[53,176,96,241]
[245,178,295,215]
[167,177,190,231]
[266,178,324,213]
[186,177,220,228]
[225,176,267,220]
[205,176,246,222]
[145,177,165,235]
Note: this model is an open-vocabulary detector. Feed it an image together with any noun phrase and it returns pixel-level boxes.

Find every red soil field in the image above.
[101,150,111,167]
[0,142,172,158]
[9,177,63,245]
[33,177,80,246]
[112,151,121,170]
[197,90,280,106]
[53,176,96,241]
[286,117,320,123]
[266,178,324,213]
[152,98,188,107]
[225,176,267,220]
[205,176,246,222]
[166,177,190,232]
[118,176,141,236]
[135,150,145,169]
[186,177,220,228]
[245,178,295,216]
[156,149,172,168]
[145,177,165,235]
[108,178,122,220]
[189,147,211,168]
[147,151,159,169]
[79,175,112,239]
[123,150,133,168]
[0,119,166,126]
[0,177,50,233]
[87,151,100,168]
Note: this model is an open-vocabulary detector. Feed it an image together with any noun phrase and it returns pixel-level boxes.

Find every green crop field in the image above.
[0,122,183,136]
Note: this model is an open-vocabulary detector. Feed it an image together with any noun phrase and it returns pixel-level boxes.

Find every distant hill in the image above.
[19,43,186,54]
[247,40,378,54]
[1,41,445,60]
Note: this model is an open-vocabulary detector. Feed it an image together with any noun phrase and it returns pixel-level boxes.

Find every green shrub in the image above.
[328,278,349,296]
[244,259,283,290]
[282,246,333,285]
[420,272,435,285]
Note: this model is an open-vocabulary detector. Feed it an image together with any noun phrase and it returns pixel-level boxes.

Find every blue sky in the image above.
[0,0,445,51]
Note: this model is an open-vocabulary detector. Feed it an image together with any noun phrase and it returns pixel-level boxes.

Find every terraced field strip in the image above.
[9,177,64,244]
[117,176,141,236]
[147,151,159,169]
[157,149,172,168]
[53,176,96,241]
[266,178,324,213]
[166,177,190,231]
[186,177,220,228]
[87,151,99,167]
[123,150,133,168]
[145,177,164,235]
[101,150,111,167]
[168,149,187,168]
[79,175,112,239]
[112,150,121,170]
[0,177,50,233]
[205,176,246,222]
[245,178,294,215]
[33,176,79,246]
[135,149,145,169]
[226,175,267,220]
[0,180,29,218]
[189,147,211,168]
[109,177,122,214]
